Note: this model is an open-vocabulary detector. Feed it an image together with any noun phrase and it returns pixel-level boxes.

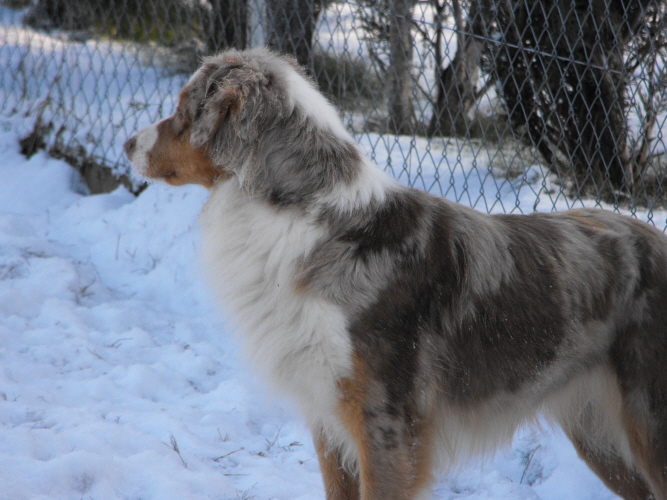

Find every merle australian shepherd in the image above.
[124,48,667,500]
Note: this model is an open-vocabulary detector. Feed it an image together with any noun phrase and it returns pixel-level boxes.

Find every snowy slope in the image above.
[0,114,324,500]
[0,112,624,500]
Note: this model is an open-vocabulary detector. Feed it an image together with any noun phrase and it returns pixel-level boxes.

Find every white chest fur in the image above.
[199,181,353,425]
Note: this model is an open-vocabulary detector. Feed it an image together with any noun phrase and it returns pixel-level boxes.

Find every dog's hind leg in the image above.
[564,426,654,500]
[620,402,667,500]
[610,310,667,498]
[558,366,667,499]
[551,366,654,500]
[314,430,360,500]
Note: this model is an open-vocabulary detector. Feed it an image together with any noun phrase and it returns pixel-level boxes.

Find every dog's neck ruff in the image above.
[199,158,388,410]
[313,155,393,215]
[281,64,353,147]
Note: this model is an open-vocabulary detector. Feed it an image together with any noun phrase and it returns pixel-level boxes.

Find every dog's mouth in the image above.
[140,161,177,183]
[160,171,179,184]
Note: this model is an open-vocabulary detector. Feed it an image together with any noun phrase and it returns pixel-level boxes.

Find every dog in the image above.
[124,48,667,500]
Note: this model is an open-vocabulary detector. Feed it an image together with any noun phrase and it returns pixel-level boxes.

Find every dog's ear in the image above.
[190,75,245,150]
[190,65,271,150]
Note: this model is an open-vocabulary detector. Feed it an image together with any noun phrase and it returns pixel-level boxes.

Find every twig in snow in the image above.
[105,338,133,348]
[217,428,230,442]
[214,447,244,462]
[520,445,541,484]
[265,425,282,451]
[170,433,188,468]
[87,348,110,363]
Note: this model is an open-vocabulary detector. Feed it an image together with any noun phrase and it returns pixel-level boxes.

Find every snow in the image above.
[0,117,324,500]
[0,4,665,500]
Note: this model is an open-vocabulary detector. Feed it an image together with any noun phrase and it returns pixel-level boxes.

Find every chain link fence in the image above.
[1,0,666,227]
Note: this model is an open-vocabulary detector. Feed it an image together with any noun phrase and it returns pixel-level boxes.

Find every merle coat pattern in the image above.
[124,48,667,500]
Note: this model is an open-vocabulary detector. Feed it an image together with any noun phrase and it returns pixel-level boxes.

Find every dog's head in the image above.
[124,49,294,188]
[124,48,359,201]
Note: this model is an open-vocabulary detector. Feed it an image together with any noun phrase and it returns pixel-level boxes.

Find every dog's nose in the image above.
[123,136,137,158]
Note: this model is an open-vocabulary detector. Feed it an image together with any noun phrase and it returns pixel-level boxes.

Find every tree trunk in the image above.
[204,0,248,54]
[481,0,651,191]
[386,0,417,135]
[24,0,92,30]
[428,0,482,137]
[266,0,321,73]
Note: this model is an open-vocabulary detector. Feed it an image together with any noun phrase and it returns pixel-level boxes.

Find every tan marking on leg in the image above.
[314,431,360,500]
[408,415,436,499]
[623,408,667,499]
[337,356,374,498]
[337,355,435,500]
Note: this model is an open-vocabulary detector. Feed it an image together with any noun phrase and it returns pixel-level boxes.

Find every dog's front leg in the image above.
[338,377,434,500]
[314,429,360,500]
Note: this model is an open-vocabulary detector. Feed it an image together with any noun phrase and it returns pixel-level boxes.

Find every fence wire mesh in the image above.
[1,0,666,227]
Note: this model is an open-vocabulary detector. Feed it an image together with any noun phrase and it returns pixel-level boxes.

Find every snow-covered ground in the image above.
[1,3,666,499]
